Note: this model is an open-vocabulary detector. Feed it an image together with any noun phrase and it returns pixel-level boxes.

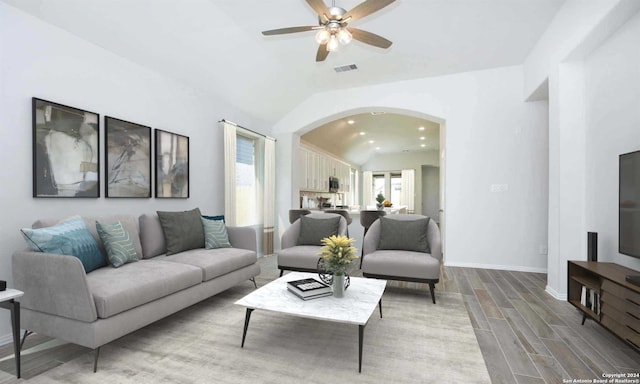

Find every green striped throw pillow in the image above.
[96,221,140,267]
[201,217,232,249]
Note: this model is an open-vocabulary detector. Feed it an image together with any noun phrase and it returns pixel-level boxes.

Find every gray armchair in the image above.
[361,214,442,303]
[277,213,348,276]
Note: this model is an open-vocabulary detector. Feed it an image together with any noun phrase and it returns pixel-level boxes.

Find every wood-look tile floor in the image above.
[0,261,638,383]
[439,266,640,384]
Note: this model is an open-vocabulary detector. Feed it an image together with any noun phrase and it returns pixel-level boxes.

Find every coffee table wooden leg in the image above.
[358,324,364,373]
[241,308,254,348]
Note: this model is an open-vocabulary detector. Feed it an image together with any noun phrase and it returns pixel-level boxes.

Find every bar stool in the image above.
[288,209,311,224]
[323,210,352,236]
[359,210,387,261]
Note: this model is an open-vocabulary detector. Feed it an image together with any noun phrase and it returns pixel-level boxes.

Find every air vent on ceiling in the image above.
[334,64,358,73]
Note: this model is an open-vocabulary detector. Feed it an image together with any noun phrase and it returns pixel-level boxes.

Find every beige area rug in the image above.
[16,276,490,384]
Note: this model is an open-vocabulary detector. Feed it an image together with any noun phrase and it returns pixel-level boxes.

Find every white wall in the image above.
[522,1,640,298]
[584,10,640,272]
[273,66,550,273]
[361,150,440,215]
[0,4,265,342]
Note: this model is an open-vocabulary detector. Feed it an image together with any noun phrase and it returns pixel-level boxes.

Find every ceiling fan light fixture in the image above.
[327,34,339,52]
[337,28,352,45]
[315,29,331,44]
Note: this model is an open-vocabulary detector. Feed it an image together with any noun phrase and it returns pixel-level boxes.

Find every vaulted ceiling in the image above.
[3,0,565,126]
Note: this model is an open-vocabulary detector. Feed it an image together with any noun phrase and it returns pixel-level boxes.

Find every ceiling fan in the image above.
[262,0,395,62]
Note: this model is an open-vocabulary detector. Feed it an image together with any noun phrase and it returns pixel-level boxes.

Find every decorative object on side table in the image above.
[318,235,359,298]
[0,280,6,291]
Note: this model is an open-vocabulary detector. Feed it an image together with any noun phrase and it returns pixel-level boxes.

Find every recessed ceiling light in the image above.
[359,131,366,136]
[420,136,425,140]
[347,120,355,125]
[375,147,380,150]
[418,126,425,131]
[421,144,426,148]
[369,140,374,144]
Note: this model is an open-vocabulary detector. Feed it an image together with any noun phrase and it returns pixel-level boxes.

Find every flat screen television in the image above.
[619,150,640,258]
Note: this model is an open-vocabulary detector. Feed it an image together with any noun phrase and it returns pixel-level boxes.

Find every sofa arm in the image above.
[227,226,257,252]
[12,251,98,323]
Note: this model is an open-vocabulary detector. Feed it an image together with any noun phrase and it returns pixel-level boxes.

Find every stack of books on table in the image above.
[287,278,332,300]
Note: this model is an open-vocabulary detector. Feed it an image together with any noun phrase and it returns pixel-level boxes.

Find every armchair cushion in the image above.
[377,216,430,253]
[297,215,340,246]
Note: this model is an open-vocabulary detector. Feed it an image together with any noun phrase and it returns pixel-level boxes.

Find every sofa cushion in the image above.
[378,216,431,253]
[163,248,258,281]
[297,215,340,246]
[96,221,140,267]
[362,250,440,280]
[86,259,202,319]
[201,217,232,249]
[33,215,143,261]
[22,216,106,273]
[139,213,166,258]
[277,245,322,271]
[157,208,205,255]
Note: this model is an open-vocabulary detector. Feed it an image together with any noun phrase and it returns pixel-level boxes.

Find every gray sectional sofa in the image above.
[12,213,260,370]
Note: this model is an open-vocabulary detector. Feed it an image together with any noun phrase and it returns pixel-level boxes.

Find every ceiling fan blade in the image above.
[306,0,330,19]
[316,44,329,62]
[262,26,317,36]
[348,27,392,48]
[343,0,395,23]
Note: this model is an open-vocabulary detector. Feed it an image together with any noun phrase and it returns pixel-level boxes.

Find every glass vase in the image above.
[333,272,345,298]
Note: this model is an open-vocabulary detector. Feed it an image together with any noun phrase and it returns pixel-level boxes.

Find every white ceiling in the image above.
[4,0,564,164]
[3,0,565,126]
[301,113,439,165]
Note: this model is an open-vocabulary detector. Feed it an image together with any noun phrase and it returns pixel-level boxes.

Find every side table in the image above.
[0,289,24,378]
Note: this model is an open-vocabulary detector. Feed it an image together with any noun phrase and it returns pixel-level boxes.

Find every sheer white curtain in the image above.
[400,169,415,213]
[362,171,373,208]
[223,121,237,226]
[263,138,276,255]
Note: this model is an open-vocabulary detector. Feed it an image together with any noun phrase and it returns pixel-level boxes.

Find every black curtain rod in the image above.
[219,119,276,141]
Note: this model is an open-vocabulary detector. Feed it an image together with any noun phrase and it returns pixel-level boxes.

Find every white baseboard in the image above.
[544,285,567,301]
[444,261,547,274]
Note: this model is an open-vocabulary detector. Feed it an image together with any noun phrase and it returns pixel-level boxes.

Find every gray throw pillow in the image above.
[377,216,431,253]
[157,208,205,255]
[297,215,341,246]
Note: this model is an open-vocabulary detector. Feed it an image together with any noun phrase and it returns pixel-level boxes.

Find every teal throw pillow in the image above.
[21,216,106,273]
[297,215,341,246]
[377,216,431,253]
[157,208,205,255]
[201,217,232,249]
[96,221,140,267]
[202,214,225,223]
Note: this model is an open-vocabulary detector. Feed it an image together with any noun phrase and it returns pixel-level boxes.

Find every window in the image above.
[369,171,404,207]
[390,173,402,206]
[373,174,385,201]
[235,134,259,226]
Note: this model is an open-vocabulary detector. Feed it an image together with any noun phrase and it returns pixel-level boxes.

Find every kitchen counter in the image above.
[306,206,408,216]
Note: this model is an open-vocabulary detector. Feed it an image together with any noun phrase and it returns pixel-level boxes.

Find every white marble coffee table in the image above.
[235,272,387,372]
